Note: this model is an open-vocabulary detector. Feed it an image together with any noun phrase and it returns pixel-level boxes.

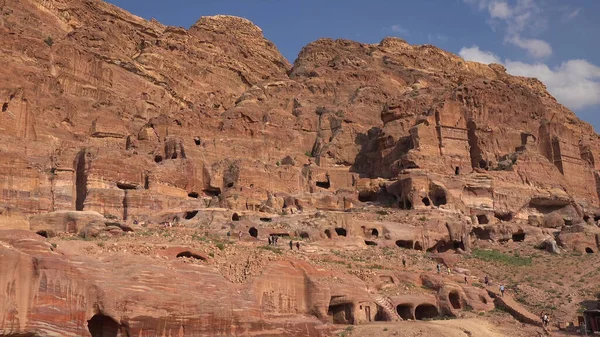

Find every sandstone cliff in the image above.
[1,0,600,336]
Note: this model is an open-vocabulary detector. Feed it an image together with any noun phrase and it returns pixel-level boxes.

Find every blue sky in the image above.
[107,0,600,132]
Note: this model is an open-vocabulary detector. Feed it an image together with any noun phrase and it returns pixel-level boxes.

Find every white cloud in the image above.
[507,36,552,59]
[489,1,512,19]
[459,46,502,64]
[459,46,600,110]
[463,0,551,58]
[389,24,410,36]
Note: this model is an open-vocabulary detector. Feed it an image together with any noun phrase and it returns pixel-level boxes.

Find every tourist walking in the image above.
[500,285,505,297]
[296,242,300,250]
[402,257,406,268]
[289,240,293,250]
[436,263,441,274]
[484,275,489,286]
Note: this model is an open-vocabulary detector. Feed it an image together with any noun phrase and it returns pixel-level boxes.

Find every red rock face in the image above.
[1,0,600,335]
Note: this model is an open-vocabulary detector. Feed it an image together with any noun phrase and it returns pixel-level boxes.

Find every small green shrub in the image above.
[44,36,54,47]
[51,243,57,248]
[215,243,225,251]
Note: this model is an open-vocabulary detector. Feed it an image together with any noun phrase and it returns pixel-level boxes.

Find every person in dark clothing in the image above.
[484,275,489,286]
[402,257,406,268]
[296,242,300,250]
[289,240,293,250]
[268,236,272,245]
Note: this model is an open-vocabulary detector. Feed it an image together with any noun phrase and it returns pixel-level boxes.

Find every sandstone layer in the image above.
[1,0,600,336]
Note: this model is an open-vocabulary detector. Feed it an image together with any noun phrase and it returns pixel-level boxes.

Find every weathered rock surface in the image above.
[1,0,600,335]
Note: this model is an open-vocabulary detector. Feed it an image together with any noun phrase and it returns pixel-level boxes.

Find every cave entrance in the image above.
[364,240,377,246]
[449,291,461,309]
[414,241,423,251]
[495,212,513,222]
[36,230,49,238]
[176,251,206,260]
[300,231,310,239]
[154,155,163,163]
[259,217,272,222]
[395,240,413,249]
[249,227,258,238]
[455,167,460,176]
[430,188,447,206]
[375,305,391,321]
[371,229,379,238]
[335,228,347,237]
[88,314,119,337]
[512,231,525,242]
[396,304,414,320]
[471,227,491,241]
[586,247,595,254]
[422,197,431,206]
[358,191,377,202]
[184,210,198,220]
[316,175,331,189]
[325,229,332,239]
[477,214,489,225]
[232,213,240,221]
[75,150,87,211]
[328,301,354,324]
[188,192,199,198]
[415,304,438,320]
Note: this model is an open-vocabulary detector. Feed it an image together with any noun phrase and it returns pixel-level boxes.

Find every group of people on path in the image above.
[267,235,279,245]
[289,240,300,250]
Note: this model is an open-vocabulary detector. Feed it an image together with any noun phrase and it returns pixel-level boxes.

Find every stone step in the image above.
[374,295,401,321]
[487,290,542,327]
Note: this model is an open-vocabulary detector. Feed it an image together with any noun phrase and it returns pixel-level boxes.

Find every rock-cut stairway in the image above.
[374,295,401,321]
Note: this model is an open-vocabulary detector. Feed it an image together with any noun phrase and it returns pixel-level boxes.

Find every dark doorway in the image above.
[512,231,525,242]
[414,241,423,250]
[188,192,199,198]
[259,217,272,222]
[36,230,49,238]
[471,227,492,241]
[586,247,595,254]
[154,155,163,163]
[75,150,87,211]
[328,302,353,324]
[495,212,513,222]
[176,251,206,260]
[249,227,258,238]
[477,214,489,225]
[449,291,461,309]
[300,231,310,239]
[232,213,240,221]
[396,304,414,320]
[422,197,431,206]
[88,314,119,337]
[371,229,379,238]
[325,229,332,239]
[455,167,460,176]
[415,304,439,320]
[184,210,198,220]
[395,240,413,249]
[316,176,331,189]
[365,306,371,322]
[335,228,347,237]
[364,240,378,246]
[430,189,447,206]
[375,305,391,321]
